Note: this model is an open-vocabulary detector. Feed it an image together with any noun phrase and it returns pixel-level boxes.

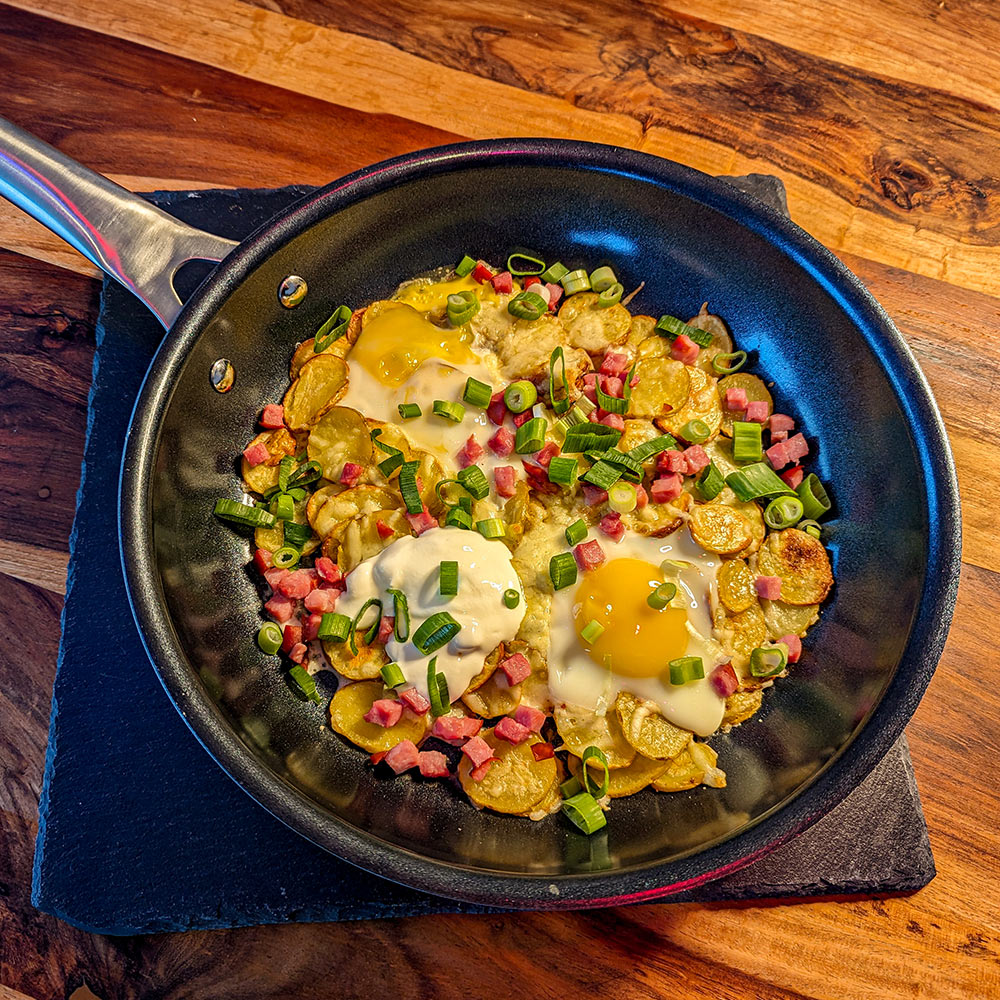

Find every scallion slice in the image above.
[386,589,410,641]
[439,560,459,597]
[270,492,294,521]
[508,290,548,321]
[732,421,763,463]
[562,791,607,834]
[214,498,276,529]
[764,495,805,530]
[561,269,591,296]
[588,266,617,292]
[447,291,480,328]
[444,507,473,530]
[679,419,711,444]
[278,454,295,493]
[725,463,796,502]
[655,314,712,348]
[627,433,678,464]
[647,582,677,610]
[289,664,321,704]
[457,464,490,500]
[552,404,586,440]
[432,399,465,423]
[597,282,623,308]
[398,460,424,514]
[590,449,643,479]
[506,252,546,276]
[595,375,628,415]
[540,261,569,284]
[580,620,604,644]
[549,346,570,414]
[750,645,788,677]
[318,612,351,642]
[504,380,537,414]
[565,519,588,546]
[694,462,725,501]
[712,350,748,374]
[581,460,621,491]
[514,417,547,454]
[398,402,421,419]
[503,588,520,609]
[580,745,611,797]
[349,598,383,654]
[381,662,406,688]
[562,423,623,453]
[797,474,832,521]
[272,545,300,569]
[313,304,352,353]
[668,656,705,685]
[257,622,283,655]
[608,481,637,513]
[798,519,823,540]
[286,459,322,490]
[455,254,477,277]
[560,775,583,798]
[476,517,506,539]
[282,521,312,548]
[462,376,492,408]
[549,552,578,590]
[547,455,578,486]
[412,612,461,654]
[427,657,451,716]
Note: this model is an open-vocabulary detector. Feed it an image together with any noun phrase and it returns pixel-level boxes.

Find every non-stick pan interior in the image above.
[132,147,954,901]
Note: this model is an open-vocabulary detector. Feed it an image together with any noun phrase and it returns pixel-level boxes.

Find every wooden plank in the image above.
[0,540,68,595]
[9,0,1000,297]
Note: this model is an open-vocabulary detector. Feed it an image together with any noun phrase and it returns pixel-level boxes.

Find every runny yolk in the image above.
[395,273,495,313]
[573,558,689,678]
[350,301,478,387]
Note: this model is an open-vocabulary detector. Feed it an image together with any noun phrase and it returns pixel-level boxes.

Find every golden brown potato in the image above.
[626,314,657,349]
[310,484,402,540]
[329,680,428,751]
[718,558,757,613]
[458,730,558,814]
[568,751,670,797]
[557,292,631,356]
[240,427,298,494]
[624,491,691,538]
[713,602,768,667]
[306,483,344,528]
[554,704,635,768]
[655,365,723,439]
[652,742,725,791]
[463,643,506,694]
[615,692,692,760]
[322,634,388,681]
[282,355,349,431]
[689,502,753,555]
[723,689,763,728]
[687,303,734,374]
[307,406,373,482]
[756,528,833,605]
[628,358,690,419]
[718,373,772,436]
[332,509,412,573]
[761,599,820,639]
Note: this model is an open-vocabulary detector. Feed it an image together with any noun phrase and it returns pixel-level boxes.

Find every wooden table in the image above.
[1,2,998,997]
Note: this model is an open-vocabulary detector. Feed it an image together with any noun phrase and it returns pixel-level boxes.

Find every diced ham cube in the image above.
[682,444,710,473]
[289,642,308,664]
[780,465,804,490]
[599,511,626,543]
[599,413,625,431]
[651,474,683,503]
[494,465,517,497]
[406,508,438,535]
[602,375,624,399]
[471,260,494,283]
[522,460,560,495]
[582,484,608,507]
[495,716,531,745]
[600,351,630,377]
[302,613,322,642]
[755,575,782,600]
[574,539,606,572]
[545,283,563,309]
[780,634,802,663]
[784,433,809,462]
[399,687,431,715]
[487,391,507,426]
[490,270,513,294]
[745,399,770,423]
[376,616,395,644]
[765,441,792,470]
[340,462,363,486]
[304,587,338,614]
[535,442,560,468]
[470,757,496,781]
[370,519,392,540]
[499,652,532,685]
[671,334,699,365]
[709,663,740,698]
[769,413,795,433]
[370,751,387,765]
[281,623,303,653]
[771,429,789,442]
[635,484,648,509]
[364,698,403,728]
[384,739,420,774]
[278,569,314,599]
[488,426,515,456]
[458,435,485,468]
[513,409,532,428]
[531,742,555,761]
[417,750,450,778]
[253,548,273,574]
[513,704,546,733]
[724,387,748,411]
[260,403,285,429]
[462,736,494,768]
[523,275,541,288]
[658,450,688,474]
[243,442,270,467]
[264,566,289,590]
[580,372,599,404]
[431,716,483,742]
[315,556,342,583]
[264,593,296,624]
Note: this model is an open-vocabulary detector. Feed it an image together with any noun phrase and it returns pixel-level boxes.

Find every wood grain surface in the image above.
[1,2,998,998]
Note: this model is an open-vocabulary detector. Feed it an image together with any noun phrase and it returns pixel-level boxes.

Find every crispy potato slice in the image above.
[462,668,521,718]
[702,437,739,478]
[637,335,669,360]
[554,704,635,768]
[282,355,349,431]
[413,450,448,514]
[655,365,723,439]
[568,751,670,797]
[307,406,373,483]
[311,485,402,540]
[718,558,757,613]
[625,490,691,537]
[761,599,820,639]
[306,483,344,528]
[627,315,657,349]
[713,602,768,667]
[723,689,763,728]
[322,634,388,681]
[618,419,661,459]
[615,692,692,760]
[334,509,412,573]
[628,358,690,419]
[718,373,773,436]
[521,778,562,819]
[717,491,765,555]
[756,528,833,605]
[463,642,506,694]
[688,303,734,373]
[689,502,753,555]
[557,292,631,356]
[652,742,723,792]
[240,428,298,494]
[458,730,558,815]
[289,308,363,377]
[329,680,428,751]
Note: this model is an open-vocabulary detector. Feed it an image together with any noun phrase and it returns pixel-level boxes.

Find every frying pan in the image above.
[0,119,960,908]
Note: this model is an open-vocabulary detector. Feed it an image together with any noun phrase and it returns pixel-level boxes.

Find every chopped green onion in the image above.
[427,657,451,716]
[508,290,548,321]
[712,350,748,374]
[381,662,406,688]
[561,269,591,295]
[552,404,586,440]
[597,283,623,308]
[540,261,569,284]
[798,519,823,540]
[456,464,490,500]
[272,545,300,569]
[750,645,788,677]
[514,417,547,454]
[318,612,351,642]
[588,266,617,292]
[282,521,312,548]
[350,598,383,654]
[647,582,677,610]
[446,291,480,327]
[444,507,473,530]
[377,452,404,478]
[580,745,610,797]
[504,380,537,413]
[668,656,705,685]
[386,588,410,641]
[581,460,621,491]
[560,775,583,798]
[503,588,520,609]
[679,419,711,444]
[562,791,607,834]
[797,474,832,521]
[562,423,623,453]
[285,487,307,501]
[289,664,321,704]
[764,495,805,530]
[608,481,637,513]
[575,393,597,416]
[627,433,678,464]
[455,254,477,277]
[725,463,795,502]
[589,449,643,479]
[547,455,579,486]
[580,619,605,644]
[214,498,276,529]
[462,376,492,408]
[286,459,322,490]
[398,460,424,514]
[695,462,726,501]
[458,495,473,514]
[398,402,421,419]
[732,421,763,462]
[476,517,506,539]
[435,478,463,508]
[432,399,465,423]
[506,252,546,276]
[595,375,628,415]
[655,314,712,348]
[549,346,570,414]
[270,493,295,521]
[412,612,461,655]
[278,454,295,492]
[257,622,283,655]
[565,519,588,546]
[313,304,352,353]
[549,552,578,591]
[439,560,459,597]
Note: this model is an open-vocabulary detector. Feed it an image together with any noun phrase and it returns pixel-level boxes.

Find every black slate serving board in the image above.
[31,178,934,935]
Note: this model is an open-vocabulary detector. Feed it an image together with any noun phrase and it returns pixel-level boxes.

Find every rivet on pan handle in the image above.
[0,116,238,328]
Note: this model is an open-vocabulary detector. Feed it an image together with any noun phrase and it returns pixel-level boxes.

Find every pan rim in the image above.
[119,138,960,907]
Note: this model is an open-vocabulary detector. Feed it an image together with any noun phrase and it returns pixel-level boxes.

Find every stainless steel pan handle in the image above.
[0,117,238,328]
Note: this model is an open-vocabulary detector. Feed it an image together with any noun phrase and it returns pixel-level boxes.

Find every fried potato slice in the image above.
[618,419,661,459]
[568,751,671,797]
[615,692,692,760]
[282,355,349,431]
[463,642,506,694]
[717,491,765,555]
[306,483,344,528]
[329,680,428,751]
[652,742,723,791]
[723,689,763,728]
[761,599,820,639]
[462,667,521,718]
[718,558,757,613]
[322,633,388,681]
[521,778,562,819]
[289,308,363,378]
[255,498,319,556]
[628,358,690,419]
[311,484,402,539]
[756,528,833,605]
[626,315,657,349]
[713,602,768,667]
[554,704,635,768]
[333,509,412,573]
[689,502,753,555]
[458,730,558,815]
[413,449,448,514]
[655,365,723,439]
[625,490,691,537]
[241,427,298,494]
[637,335,668,360]
[557,292,631,356]
[687,303,734,374]
[718,373,772,436]
[308,406,373,483]
[702,437,739,478]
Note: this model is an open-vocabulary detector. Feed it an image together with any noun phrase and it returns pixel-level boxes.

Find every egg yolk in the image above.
[351,302,478,386]
[573,558,689,678]
[395,273,496,313]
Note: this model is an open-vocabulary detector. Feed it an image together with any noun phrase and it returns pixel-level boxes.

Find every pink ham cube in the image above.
[384,739,420,774]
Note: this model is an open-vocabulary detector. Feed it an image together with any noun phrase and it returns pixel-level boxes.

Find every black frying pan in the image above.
[0,120,961,907]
